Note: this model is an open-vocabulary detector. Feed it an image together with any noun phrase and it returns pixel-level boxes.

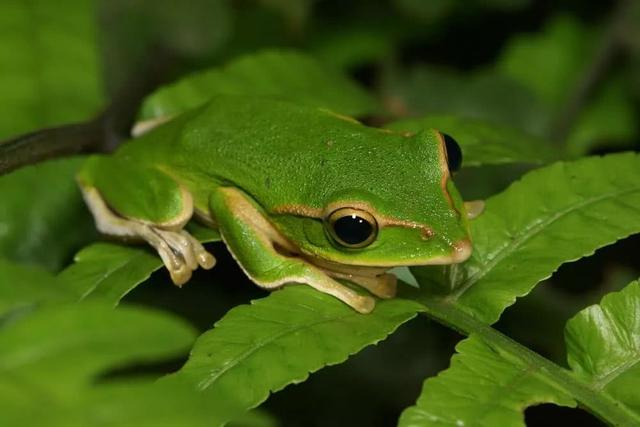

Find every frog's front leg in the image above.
[210,187,376,313]
[78,157,215,285]
[322,269,397,299]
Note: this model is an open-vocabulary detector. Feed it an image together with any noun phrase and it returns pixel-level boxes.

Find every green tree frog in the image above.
[77,95,479,313]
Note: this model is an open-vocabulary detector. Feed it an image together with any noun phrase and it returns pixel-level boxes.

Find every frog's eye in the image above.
[442,133,462,172]
[326,208,378,249]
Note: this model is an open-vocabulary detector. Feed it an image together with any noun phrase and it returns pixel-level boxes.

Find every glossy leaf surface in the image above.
[566,281,640,414]
[57,223,220,305]
[402,280,640,426]
[171,285,424,425]
[398,335,575,427]
[415,153,640,324]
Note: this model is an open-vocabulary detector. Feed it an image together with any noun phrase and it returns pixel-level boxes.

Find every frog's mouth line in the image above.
[296,238,472,279]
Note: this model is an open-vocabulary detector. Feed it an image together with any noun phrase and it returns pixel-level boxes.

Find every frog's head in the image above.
[270,128,477,275]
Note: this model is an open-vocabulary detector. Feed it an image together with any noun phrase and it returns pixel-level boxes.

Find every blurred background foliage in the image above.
[1,0,639,426]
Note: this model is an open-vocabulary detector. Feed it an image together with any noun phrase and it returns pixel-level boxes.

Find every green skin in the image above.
[77,95,472,313]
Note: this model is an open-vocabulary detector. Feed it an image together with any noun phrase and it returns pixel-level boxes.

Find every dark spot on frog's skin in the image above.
[320,158,327,167]
[265,177,272,189]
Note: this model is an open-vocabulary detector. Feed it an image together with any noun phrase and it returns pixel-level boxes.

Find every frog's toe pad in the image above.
[197,251,216,270]
[169,264,193,287]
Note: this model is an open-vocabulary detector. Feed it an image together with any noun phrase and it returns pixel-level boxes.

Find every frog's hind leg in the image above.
[78,156,215,285]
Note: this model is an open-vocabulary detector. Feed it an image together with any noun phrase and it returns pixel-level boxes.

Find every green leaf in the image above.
[311,27,394,70]
[398,335,575,427]
[0,303,233,427]
[498,15,596,109]
[170,285,423,425]
[386,114,554,167]
[497,16,637,153]
[0,258,71,317]
[0,0,103,140]
[414,152,640,324]
[57,223,219,305]
[101,0,232,90]
[57,243,163,304]
[566,280,640,413]
[64,380,237,427]
[1,376,236,427]
[139,49,379,120]
[0,303,195,397]
[383,66,549,136]
[403,279,640,426]
[0,158,97,271]
[187,221,222,242]
[566,76,638,156]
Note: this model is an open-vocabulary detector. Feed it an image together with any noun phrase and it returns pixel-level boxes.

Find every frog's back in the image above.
[118,96,427,215]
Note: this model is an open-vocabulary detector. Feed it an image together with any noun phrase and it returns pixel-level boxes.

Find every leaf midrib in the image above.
[195,311,358,390]
[77,251,155,302]
[418,298,640,425]
[451,186,640,301]
[474,359,540,424]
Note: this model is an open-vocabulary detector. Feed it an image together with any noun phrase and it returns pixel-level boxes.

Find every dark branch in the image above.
[0,46,178,176]
[551,0,633,144]
[0,120,105,174]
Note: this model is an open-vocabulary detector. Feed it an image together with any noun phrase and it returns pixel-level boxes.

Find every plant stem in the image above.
[415,295,639,426]
[551,0,633,145]
[0,46,177,176]
[0,121,103,175]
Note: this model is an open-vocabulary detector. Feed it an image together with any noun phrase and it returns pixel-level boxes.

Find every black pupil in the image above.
[442,133,463,172]
[333,214,373,245]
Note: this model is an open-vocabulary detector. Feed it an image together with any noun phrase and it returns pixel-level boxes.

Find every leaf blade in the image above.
[0,158,97,271]
[0,258,72,317]
[139,49,379,120]
[566,280,640,414]
[0,0,103,139]
[398,335,575,427]
[386,114,555,167]
[0,303,196,397]
[171,285,423,425]
[57,242,163,304]
[0,303,233,427]
[57,224,219,305]
[416,153,640,324]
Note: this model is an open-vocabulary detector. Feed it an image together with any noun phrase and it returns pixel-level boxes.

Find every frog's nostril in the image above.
[420,228,434,240]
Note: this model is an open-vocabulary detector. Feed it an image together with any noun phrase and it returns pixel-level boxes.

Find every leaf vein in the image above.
[451,186,640,300]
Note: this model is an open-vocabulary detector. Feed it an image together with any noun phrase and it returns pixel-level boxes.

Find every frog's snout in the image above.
[451,239,472,263]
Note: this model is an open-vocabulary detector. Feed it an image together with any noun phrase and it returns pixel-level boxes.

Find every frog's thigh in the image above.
[209,187,375,314]
[78,157,215,285]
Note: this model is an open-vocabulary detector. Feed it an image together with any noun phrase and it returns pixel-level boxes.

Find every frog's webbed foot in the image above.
[80,184,216,287]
